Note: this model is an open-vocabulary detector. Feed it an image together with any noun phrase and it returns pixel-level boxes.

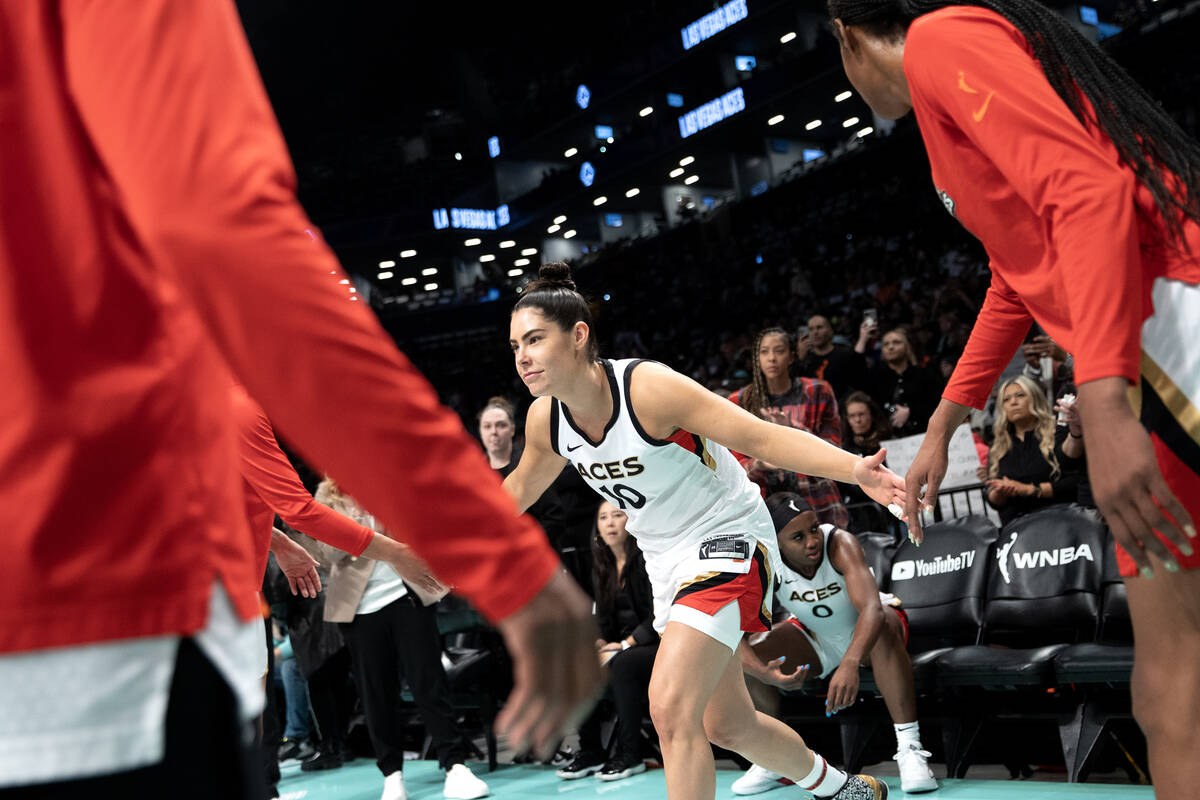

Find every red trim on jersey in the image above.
[666,428,703,457]
[672,547,772,633]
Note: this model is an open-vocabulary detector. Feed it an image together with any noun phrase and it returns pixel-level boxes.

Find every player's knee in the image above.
[1132,658,1200,743]
[648,685,702,741]
[703,710,752,751]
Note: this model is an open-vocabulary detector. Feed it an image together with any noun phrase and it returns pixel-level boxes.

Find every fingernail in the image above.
[825,713,831,718]
[779,656,786,663]
[1186,524,1197,539]
[1166,560,1180,572]
[1182,543,1195,557]
[802,664,809,669]
[1141,566,1155,579]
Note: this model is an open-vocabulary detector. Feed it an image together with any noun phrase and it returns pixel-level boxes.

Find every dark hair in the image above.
[840,390,893,450]
[590,504,642,604]
[512,262,599,361]
[737,327,795,419]
[476,396,515,424]
[827,0,1200,245]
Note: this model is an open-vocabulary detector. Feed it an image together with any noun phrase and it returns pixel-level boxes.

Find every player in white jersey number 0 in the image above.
[503,263,905,800]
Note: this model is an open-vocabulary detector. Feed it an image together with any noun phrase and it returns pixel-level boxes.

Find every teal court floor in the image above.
[278,760,1154,800]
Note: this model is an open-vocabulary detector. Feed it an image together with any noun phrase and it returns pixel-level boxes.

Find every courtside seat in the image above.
[935,644,1069,687]
[1052,643,1134,685]
[856,531,897,590]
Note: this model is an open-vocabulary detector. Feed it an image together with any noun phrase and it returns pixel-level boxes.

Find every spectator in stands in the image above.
[272,622,315,763]
[868,328,941,437]
[479,396,595,595]
[731,327,850,528]
[557,502,659,783]
[841,392,894,459]
[798,314,870,400]
[1056,394,1094,508]
[1021,331,1074,402]
[985,377,1083,525]
[309,481,489,800]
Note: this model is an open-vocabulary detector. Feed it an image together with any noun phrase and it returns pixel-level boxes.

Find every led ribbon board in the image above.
[432,204,511,231]
[677,87,745,139]
[681,0,748,50]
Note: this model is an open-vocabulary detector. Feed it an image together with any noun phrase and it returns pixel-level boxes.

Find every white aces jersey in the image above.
[776,524,858,649]
[550,359,780,632]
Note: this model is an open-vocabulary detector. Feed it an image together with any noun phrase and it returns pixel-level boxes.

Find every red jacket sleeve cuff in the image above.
[479,547,561,622]
[942,385,988,412]
[1073,360,1141,389]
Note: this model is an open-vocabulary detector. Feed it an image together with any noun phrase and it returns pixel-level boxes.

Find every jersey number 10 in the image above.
[597,483,647,510]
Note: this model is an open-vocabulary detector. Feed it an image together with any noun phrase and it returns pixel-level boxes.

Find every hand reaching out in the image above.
[270,530,322,598]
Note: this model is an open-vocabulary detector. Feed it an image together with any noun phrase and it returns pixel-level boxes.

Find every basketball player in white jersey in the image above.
[733,494,937,795]
[504,263,904,800]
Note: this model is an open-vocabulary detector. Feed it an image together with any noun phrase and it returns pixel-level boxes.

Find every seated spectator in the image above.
[985,377,1084,526]
[730,326,850,528]
[797,314,869,400]
[733,494,937,795]
[840,392,893,458]
[557,502,659,783]
[868,328,941,437]
[1055,393,1094,508]
[309,481,489,800]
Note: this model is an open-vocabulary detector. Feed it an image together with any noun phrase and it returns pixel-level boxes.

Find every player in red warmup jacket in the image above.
[826,0,1200,796]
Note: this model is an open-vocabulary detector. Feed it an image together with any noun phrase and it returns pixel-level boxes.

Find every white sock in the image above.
[800,751,848,797]
[895,721,922,750]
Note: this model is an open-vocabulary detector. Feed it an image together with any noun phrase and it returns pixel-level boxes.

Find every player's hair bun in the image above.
[532,261,576,292]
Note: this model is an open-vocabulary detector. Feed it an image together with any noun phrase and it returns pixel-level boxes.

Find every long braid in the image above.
[829,0,1200,245]
[739,326,791,419]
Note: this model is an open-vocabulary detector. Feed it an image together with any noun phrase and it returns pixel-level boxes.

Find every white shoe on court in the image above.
[443,763,489,799]
[731,764,794,795]
[894,745,938,793]
[381,771,408,800]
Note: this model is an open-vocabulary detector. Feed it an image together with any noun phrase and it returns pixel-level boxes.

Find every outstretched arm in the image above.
[503,397,570,513]
[628,363,905,510]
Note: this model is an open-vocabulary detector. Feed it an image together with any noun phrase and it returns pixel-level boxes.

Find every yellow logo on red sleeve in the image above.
[958,71,996,122]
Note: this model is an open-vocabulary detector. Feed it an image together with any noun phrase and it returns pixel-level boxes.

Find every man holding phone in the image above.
[797,314,871,402]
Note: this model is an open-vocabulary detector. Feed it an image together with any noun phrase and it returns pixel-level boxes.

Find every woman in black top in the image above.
[840,392,896,531]
[986,377,1083,525]
[556,502,659,783]
[868,328,941,437]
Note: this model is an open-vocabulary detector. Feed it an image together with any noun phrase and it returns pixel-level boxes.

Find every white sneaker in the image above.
[444,763,489,799]
[381,771,408,800]
[731,764,794,795]
[894,745,938,793]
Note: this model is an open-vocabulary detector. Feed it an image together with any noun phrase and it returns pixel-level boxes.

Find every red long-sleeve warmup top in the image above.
[0,1,557,655]
[904,8,1200,410]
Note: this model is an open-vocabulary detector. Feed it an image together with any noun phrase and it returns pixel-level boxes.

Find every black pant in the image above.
[579,642,658,759]
[260,619,281,799]
[2,639,260,800]
[307,647,352,752]
[341,596,467,775]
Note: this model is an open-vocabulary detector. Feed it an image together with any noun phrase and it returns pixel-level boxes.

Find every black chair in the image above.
[934,505,1106,777]
[838,515,998,771]
[856,531,897,590]
[1053,529,1137,782]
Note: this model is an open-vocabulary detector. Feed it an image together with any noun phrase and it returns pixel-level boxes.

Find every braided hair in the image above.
[737,327,795,419]
[828,0,1200,245]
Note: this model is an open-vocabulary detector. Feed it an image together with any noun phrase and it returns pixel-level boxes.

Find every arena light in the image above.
[424,282,438,291]
[421,267,438,276]
[507,268,524,277]
[684,175,699,185]
[564,147,578,158]
[401,277,417,286]
[843,116,860,127]
[454,152,462,161]
[679,156,695,166]
[378,260,396,268]
[400,249,417,258]
[768,114,785,126]
[464,238,481,246]
[593,196,608,206]
[835,90,853,102]
[606,137,614,144]
[499,240,515,248]
[563,229,577,239]
[554,215,568,224]
[521,247,538,256]
[479,254,495,262]
[669,167,685,178]
[780,31,797,43]
[625,187,640,198]
[639,106,654,117]
[806,119,822,130]
[514,258,531,266]
[377,271,394,280]
[547,224,561,233]
[857,126,874,138]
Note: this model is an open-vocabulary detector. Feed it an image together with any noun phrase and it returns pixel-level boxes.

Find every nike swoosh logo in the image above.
[566,443,583,452]
[972,90,996,122]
